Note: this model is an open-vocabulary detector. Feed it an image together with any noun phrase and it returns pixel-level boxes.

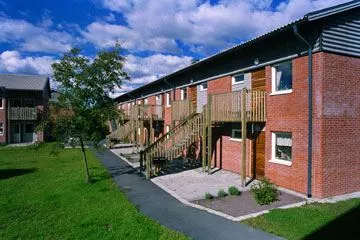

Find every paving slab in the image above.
[94,149,280,240]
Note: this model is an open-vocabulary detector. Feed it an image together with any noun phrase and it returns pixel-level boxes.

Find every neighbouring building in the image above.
[109,1,360,199]
[0,74,50,144]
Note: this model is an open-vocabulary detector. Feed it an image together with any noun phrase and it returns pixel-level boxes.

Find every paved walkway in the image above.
[94,149,280,240]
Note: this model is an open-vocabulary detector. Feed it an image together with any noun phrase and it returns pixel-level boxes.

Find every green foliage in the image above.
[228,186,241,196]
[250,178,279,205]
[0,144,187,240]
[48,46,129,182]
[217,189,227,198]
[205,192,214,200]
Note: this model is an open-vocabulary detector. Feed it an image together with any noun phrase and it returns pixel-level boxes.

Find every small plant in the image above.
[205,192,214,200]
[250,178,279,205]
[217,189,227,198]
[228,186,241,196]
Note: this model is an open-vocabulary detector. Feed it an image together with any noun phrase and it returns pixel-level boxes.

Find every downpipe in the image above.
[293,25,313,198]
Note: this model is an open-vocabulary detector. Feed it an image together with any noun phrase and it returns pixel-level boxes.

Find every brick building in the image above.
[0,74,50,144]
[111,1,360,198]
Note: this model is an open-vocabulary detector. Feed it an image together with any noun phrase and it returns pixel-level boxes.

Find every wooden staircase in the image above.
[106,120,133,148]
[141,111,204,178]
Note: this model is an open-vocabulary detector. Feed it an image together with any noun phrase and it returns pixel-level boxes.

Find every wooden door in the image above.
[251,69,266,91]
[253,131,265,179]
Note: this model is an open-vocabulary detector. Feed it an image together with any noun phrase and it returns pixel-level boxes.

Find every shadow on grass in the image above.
[304,203,360,240]
[0,168,37,180]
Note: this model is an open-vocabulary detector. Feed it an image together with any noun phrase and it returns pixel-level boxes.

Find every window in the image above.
[10,99,21,107]
[0,98,3,109]
[166,92,171,107]
[144,99,148,105]
[272,61,292,94]
[230,129,242,141]
[156,95,161,101]
[166,125,170,139]
[200,82,208,91]
[127,103,131,109]
[271,132,292,164]
[25,124,34,134]
[232,73,245,85]
[23,99,35,107]
[181,88,187,100]
[0,123,3,135]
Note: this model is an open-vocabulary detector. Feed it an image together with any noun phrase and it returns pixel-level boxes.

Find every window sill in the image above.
[232,81,245,85]
[269,159,292,166]
[270,89,293,96]
[229,138,242,142]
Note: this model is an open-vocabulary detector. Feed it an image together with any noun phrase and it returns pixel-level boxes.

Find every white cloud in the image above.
[0,16,77,53]
[0,50,55,75]
[90,0,348,55]
[125,54,193,85]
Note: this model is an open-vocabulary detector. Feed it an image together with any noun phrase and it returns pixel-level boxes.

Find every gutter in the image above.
[293,25,313,198]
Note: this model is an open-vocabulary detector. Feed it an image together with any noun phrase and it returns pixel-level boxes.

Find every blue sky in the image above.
[0,0,348,97]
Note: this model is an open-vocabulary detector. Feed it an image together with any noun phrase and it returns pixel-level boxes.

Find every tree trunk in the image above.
[79,137,91,183]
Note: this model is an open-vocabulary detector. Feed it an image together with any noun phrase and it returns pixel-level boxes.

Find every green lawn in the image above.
[0,143,187,240]
[243,198,360,240]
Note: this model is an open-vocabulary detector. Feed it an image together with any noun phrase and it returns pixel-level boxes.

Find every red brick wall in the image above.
[320,52,360,197]
[0,98,6,143]
[208,76,232,94]
[148,96,156,105]
[164,91,172,134]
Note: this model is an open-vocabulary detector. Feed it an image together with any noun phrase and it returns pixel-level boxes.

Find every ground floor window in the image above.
[25,124,34,134]
[272,132,292,162]
[0,123,4,135]
[230,129,242,141]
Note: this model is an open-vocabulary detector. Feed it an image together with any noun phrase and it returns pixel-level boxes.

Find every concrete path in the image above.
[94,149,280,240]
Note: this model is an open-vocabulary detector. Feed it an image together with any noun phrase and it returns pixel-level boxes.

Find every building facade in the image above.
[111,1,360,199]
[0,74,50,144]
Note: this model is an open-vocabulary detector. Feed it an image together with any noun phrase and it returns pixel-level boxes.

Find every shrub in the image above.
[228,186,241,196]
[205,192,213,200]
[250,178,279,205]
[217,189,227,198]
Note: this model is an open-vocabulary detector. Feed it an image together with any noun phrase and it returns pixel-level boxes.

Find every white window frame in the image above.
[144,98,148,105]
[232,73,245,85]
[270,132,292,166]
[155,95,161,101]
[166,125,170,139]
[166,92,171,107]
[180,88,187,100]
[229,129,242,142]
[200,82,208,91]
[0,98,3,109]
[0,123,3,135]
[270,61,293,96]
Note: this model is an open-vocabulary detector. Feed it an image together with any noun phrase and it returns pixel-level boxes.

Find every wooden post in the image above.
[146,152,151,179]
[202,105,207,172]
[149,116,154,146]
[207,95,212,174]
[140,151,144,173]
[241,89,247,187]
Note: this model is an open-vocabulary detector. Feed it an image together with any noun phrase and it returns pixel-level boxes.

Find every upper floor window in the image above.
[271,132,292,165]
[155,95,161,101]
[230,129,242,142]
[166,92,171,107]
[181,88,187,100]
[0,98,3,109]
[144,99,148,105]
[0,123,3,135]
[200,82,208,91]
[232,73,245,85]
[23,99,35,107]
[272,61,292,94]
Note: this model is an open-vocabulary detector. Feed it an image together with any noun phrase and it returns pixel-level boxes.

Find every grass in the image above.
[0,143,187,240]
[243,198,360,240]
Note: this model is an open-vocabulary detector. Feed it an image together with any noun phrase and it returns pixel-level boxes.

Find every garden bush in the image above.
[250,178,279,205]
[228,186,241,196]
[217,189,227,198]
[205,192,214,200]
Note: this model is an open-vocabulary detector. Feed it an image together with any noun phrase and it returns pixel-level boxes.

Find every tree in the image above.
[51,46,129,183]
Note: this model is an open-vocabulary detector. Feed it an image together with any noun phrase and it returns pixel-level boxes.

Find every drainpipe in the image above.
[293,25,313,198]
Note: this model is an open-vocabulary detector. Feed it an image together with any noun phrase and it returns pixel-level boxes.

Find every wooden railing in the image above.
[8,107,38,120]
[126,104,163,120]
[106,120,134,148]
[209,89,266,122]
[172,99,194,121]
[141,112,204,178]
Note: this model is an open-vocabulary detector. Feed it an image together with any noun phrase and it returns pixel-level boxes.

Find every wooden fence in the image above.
[172,99,194,121]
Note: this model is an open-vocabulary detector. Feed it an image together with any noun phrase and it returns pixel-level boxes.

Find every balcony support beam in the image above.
[241,89,247,187]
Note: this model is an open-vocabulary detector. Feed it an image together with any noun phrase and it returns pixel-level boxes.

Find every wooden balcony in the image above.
[209,89,266,122]
[123,104,163,121]
[172,99,194,121]
[8,107,39,120]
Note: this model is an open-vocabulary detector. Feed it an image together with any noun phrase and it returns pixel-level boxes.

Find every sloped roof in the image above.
[116,0,360,102]
[0,74,49,91]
